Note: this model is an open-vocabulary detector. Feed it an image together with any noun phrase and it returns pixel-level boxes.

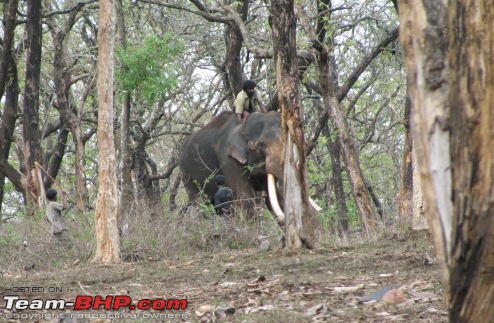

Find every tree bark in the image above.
[116,0,134,228]
[398,96,413,223]
[397,0,450,282]
[324,126,348,234]
[23,0,44,214]
[0,0,23,199]
[271,0,316,249]
[399,0,494,320]
[43,125,69,189]
[224,21,244,98]
[0,55,20,211]
[311,95,348,235]
[448,0,494,320]
[313,43,377,234]
[0,0,19,100]
[298,1,378,233]
[48,12,89,210]
[93,0,121,263]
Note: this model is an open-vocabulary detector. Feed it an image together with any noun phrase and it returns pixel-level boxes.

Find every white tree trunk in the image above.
[398,0,451,279]
[93,0,120,263]
[399,0,494,320]
[271,0,316,249]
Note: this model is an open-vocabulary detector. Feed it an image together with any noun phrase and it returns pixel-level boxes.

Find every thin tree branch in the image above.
[337,27,399,102]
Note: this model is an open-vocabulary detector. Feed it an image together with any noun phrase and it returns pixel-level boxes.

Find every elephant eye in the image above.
[257,142,266,150]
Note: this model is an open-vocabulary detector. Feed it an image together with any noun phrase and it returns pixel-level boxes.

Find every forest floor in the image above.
[0,227,447,322]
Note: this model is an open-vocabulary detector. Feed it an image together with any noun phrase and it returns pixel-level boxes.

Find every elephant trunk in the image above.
[267,173,285,222]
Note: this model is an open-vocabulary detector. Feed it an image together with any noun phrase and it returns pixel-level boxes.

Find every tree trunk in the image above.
[271,0,316,249]
[0,55,20,212]
[0,0,18,100]
[447,1,494,320]
[116,0,134,227]
[397,0,450,283]
[0,0,23,205]
[119,93,133,221]
[223,0,249,100]
[134,143,164,217]
[224,23,244,97]
[298,0,377,234]
[23,0,44,214]
[399,0,494,320]
[398,96,413,224]
[93,0,121,263]
[49,16,89,210]
[43,126,69,189]
[324,126,348,234]
[312,44,377,234]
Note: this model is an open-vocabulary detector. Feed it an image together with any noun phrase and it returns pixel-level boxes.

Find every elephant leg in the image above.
[233,183,258,219]
[222,164,258,219]
[182,174,201,204]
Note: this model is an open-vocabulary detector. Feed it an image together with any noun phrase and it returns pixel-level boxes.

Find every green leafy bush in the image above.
[116,33,184,103]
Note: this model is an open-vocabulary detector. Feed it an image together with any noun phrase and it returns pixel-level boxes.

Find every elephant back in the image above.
[179,111,238,198]
[181,111,237,156]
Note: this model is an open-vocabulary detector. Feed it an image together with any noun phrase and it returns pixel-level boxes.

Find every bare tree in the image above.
[399,0,494,320]
[46,3,92,210]
[116,0,134,227]
[298,1,381,233]
[0,0,21,210]
[93,0,121,263]
[0,0,18,100]
[23,0,44,214]
[271,0,316,249]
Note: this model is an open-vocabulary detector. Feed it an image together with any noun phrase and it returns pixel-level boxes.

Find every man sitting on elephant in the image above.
[234,80,268,124]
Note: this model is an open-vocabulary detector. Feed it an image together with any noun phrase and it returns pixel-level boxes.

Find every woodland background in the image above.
[3,0,494,321]
[0,0,413,265]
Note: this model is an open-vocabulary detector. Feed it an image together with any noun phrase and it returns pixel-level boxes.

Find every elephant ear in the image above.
[227,127,248,164]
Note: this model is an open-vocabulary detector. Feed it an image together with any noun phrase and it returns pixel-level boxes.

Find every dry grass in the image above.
[0,201,286,274]
[0,196,419,277]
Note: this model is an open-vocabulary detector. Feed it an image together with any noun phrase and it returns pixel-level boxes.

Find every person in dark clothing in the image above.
[214,175,233,217]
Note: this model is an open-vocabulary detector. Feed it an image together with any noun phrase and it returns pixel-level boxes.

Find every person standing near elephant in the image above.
[45,188,71,247]
[214,174,234,218]
[234,80,268,124]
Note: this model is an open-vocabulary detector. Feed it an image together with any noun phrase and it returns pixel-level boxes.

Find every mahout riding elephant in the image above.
[179,111,285,219]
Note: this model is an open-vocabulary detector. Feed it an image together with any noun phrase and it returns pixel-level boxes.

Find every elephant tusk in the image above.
[309,198,322,212]
[267,173,285,222]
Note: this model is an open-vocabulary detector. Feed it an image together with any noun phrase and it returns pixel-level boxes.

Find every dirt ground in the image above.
[0,229,447,322]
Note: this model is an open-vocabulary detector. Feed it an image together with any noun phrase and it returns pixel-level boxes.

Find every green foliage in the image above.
[199,201,215,217]
[116,33,184,103]
[3,181,15,194]
[346,200,360,228]
[242,162,265,176]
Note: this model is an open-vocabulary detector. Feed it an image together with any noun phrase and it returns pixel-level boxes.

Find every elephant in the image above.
[179,110,285,219]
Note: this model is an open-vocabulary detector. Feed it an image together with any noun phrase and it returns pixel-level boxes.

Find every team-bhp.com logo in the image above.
[3,295,188,311]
